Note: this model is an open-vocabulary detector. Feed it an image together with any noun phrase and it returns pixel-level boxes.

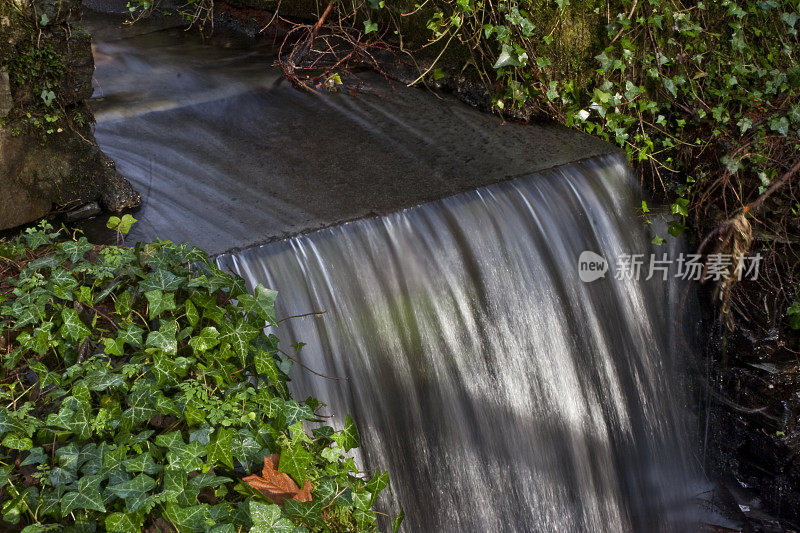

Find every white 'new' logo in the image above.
[578,251,608,282]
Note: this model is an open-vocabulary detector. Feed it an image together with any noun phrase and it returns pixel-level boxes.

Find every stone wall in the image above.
[0,0,140,231]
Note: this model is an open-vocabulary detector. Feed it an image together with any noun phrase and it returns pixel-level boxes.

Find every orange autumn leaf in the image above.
[243,454,313,505]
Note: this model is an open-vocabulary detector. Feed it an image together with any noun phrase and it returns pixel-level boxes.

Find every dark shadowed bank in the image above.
[0,0,141,231]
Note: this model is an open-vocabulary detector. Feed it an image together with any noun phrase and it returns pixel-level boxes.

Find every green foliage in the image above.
[788,301,800,329]
[0,221,399,531]
[0,0,69,137]
[418,0,800,238]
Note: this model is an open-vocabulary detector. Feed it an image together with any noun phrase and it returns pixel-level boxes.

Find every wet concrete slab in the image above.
[84,12,616,255]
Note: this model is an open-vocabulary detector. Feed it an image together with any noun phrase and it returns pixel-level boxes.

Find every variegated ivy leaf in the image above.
[283,401,315,426]
[249,501,295,533]
[156,431,206,472]
[278,441,313,486]
[146,320,178,355]
[151,351,178,387]
[60,307,91,342]
[337,415,360,452]
[185,299,200,326]
[165,502,212,531]
[364,471,389,506]
[124,451,162,475]
[231,429,262,469]
[353,508,377,530]
[237,284,278,325]
[61,475,106,516]
[207,427,234,469]
[58,237,94,263]
[145,289,176,319]
[219,319,259,363]
[106,473,157,512]
[105,511,145,533]
[50,396,92,440]
[140,269,185,292]
[117,323,144,349]
[120,384,156,429]
[49,268,79,300]
[188,326,220,354]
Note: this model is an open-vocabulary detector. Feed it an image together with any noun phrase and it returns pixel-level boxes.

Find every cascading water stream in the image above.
[218,154,702,532]
[81,12,711,530]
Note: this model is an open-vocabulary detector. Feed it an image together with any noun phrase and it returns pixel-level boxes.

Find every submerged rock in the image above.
[64,202,101,222]
[99,155,142,212]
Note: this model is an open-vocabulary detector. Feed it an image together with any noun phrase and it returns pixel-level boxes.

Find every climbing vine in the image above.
[0,221,402,531]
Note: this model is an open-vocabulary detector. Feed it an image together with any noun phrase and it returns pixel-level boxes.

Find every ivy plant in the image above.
[0,221,401,532]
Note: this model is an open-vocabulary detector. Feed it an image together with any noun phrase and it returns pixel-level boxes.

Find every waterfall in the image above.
[217,153,701,532]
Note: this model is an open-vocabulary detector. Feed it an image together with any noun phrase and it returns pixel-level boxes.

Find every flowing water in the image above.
[218,155,702,532]
[86,11,710,532]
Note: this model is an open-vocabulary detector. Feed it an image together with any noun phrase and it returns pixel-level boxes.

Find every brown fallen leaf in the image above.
[243,454,313,505]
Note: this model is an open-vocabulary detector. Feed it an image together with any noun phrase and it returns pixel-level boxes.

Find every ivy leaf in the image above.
[769,115,789,136]
[363,19,378,34]
[364,471,389,506]
[663,78,677,98]
[207,428,234,469]
[51,397,93,440]
[121,384,157,429]
[353,507,377,529]
[393,509,405,532]
[146,320,178,355]
[283,499,326,529]
[151,351,178,387]
[165,502,211,531]
[493,43,523,68]
[249,501,295,533]
[106,214,137,234]
[105,512,144,533]
[157,432,205,472]
[107,474,157,512]
[189,326,220,354]
[21,447,47,466]
[117,323,144,349]
[154,391,181,416]
[232,429,262,468]
[50,268,79,300]
[60,308,91,342]
[189,472,233,489]
[238,285,278,325]
[103,336,125,356]
[283,401,315,426]
[24,225,53,249]
[668,220,687,237]
[0,465,13,488]
[219,319,259,363]
[278,442,313,486]
[2,433,32,451]
[337,415,360,452]
[124,452,162,475]
[59,238,94,263]
[185,299,200,326]
[781,11,799,28]
[61,475,106,516]
[145,289,176,319]
[84,365,125,391]
[787,302,800,330]
[141,269,185,292]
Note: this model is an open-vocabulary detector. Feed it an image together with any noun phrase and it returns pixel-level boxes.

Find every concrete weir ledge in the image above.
[84,5,617,256]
